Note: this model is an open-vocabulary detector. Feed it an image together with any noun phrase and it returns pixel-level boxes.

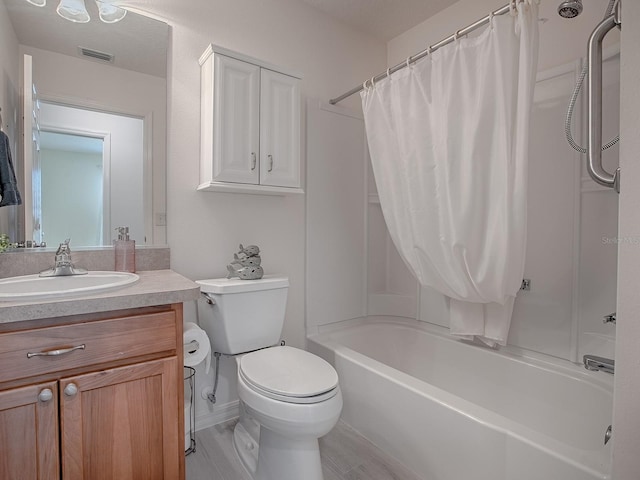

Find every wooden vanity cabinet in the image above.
[0,381,59,479]
[0,304,185,480]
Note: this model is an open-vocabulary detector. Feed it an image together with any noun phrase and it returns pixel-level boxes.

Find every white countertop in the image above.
[0,270,200,324]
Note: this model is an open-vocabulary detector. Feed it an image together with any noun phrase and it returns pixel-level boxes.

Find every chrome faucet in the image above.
[583,355,615,374]
[39,239,88,277]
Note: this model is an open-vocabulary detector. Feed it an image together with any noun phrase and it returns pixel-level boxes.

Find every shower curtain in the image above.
[361,0,539,346]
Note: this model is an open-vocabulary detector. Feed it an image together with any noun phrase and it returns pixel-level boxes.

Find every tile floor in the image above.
[186,419,424,480]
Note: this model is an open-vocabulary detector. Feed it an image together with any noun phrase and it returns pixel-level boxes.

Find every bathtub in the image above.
[307,316,613,480]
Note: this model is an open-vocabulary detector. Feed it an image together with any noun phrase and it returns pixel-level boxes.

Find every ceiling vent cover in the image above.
[78,47,114,63]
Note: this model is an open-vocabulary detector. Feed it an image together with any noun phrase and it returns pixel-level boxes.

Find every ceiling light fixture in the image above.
[96,0,126,23]
[56,0,90,22]
[23,0,127,23]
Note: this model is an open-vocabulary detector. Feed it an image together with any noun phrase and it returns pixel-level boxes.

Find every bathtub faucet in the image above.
[583,355,615,374]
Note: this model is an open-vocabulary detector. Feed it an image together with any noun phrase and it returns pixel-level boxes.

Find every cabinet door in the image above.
[260,69,301,188]
[0,382,59,480]
[60,357,181,480]
[210,54,260,184]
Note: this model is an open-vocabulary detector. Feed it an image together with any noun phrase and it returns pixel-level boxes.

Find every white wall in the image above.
[613,1,640,476]
[508,62,581,359]
[306,101,368,333]
[120,0,386,424]
[0,0,19,239]
[577,52,619,361]
[388,0,619,71]
[20,45,167,244]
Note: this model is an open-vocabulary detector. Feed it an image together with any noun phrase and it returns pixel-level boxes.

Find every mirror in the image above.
[0,0,168,246]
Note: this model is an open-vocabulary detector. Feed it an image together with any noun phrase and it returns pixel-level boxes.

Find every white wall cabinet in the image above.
[199,45,303,195]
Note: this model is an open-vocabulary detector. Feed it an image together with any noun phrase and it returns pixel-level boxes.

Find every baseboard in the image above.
[194,400,240,432]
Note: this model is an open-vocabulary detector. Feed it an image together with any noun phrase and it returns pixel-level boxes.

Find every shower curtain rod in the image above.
[329,2,513,105]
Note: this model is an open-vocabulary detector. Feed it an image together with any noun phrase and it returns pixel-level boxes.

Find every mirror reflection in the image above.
[39,102,145,246]
[40,130,105,246]
[0,0,168,246]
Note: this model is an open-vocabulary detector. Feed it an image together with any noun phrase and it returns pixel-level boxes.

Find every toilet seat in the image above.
[239,346,339,404]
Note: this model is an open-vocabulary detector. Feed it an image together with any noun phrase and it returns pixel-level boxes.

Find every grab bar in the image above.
[587,1,621,193]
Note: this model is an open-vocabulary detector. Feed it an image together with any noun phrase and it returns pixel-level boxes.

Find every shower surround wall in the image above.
[306,0,620,362]
[400,4,640,476]
[382,0,620,364]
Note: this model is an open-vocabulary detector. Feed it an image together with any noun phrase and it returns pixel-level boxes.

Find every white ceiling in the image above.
[3,0,168,78]
[298,0,460,41]
[3,0,459,79]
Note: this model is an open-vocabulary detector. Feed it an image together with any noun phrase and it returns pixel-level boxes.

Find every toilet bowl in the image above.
[196,276,343,480]
[233,346,342,480]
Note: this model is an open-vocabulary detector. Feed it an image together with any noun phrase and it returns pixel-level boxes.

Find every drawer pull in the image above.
[27,344,86,358]
[38,388,53,403]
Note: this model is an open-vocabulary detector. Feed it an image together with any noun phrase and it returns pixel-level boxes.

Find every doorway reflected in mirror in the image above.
[38,102,145,246]
[40,132,104,246]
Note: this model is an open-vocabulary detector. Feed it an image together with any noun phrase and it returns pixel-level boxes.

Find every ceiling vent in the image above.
[78,47,114,63]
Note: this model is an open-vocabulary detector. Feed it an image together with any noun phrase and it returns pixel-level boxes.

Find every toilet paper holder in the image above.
[185,366,196,456]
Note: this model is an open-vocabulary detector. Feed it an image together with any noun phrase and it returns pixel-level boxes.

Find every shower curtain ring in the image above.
[370,75,376,87]
[489,11,495,27]
[406,56,412,68]
[386,68,391,78]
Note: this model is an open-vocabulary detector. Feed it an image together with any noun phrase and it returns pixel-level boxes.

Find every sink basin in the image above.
[0,271,139,301]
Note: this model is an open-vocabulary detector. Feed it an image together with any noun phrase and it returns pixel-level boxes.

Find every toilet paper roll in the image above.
[183,322,211,374]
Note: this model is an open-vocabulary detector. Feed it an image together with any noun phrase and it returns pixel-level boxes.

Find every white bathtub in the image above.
[308,316,613,480]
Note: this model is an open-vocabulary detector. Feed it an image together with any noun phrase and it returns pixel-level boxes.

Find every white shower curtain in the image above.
[361,0,539,346]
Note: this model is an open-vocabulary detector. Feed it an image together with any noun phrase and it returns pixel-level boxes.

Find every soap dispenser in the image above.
[114,226,136,273]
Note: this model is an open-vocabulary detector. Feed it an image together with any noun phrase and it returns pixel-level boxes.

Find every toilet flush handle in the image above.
[201,292,216,305]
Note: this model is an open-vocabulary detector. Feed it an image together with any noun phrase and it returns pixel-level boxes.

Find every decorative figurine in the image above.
[231,252,262,267]
[238,244,260,257]
[226,243,264,279]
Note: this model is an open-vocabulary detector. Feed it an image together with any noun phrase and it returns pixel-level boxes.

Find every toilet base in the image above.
[233,421,259,477]
[233,420,324,480]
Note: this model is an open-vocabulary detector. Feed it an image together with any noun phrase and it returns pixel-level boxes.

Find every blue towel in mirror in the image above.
[0,130,22,207]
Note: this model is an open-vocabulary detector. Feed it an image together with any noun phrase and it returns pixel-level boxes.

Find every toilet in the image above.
[196,275,342,480]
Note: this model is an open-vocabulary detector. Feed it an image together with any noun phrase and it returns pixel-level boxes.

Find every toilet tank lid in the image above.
[196,275,289,294]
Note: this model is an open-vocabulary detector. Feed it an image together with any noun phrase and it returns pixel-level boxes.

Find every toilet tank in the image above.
[196,275,289,354]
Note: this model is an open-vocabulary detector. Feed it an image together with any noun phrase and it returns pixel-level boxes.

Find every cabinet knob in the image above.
[268,154,274,172]
[251,152,257,171]
[38,388,53,403]
[64,383,78,397]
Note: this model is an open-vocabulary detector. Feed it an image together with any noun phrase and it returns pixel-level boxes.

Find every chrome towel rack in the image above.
[587,0,621,193]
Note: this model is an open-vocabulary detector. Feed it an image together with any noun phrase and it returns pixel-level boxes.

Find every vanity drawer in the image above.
[0,311,177,383]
